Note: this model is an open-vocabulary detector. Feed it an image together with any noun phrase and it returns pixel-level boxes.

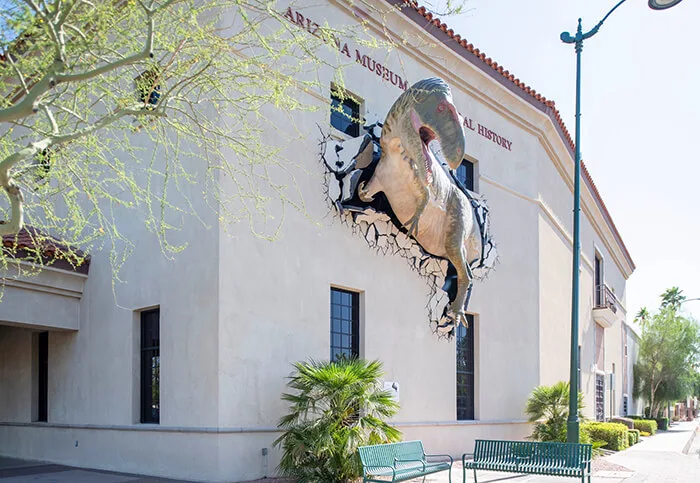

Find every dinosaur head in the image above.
[402,78,466,174]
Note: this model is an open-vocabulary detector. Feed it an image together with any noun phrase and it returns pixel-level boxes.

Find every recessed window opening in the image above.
[140,309,160,424]
[330,86,361,138]
[456,314,475,420]
[330,288,359,361]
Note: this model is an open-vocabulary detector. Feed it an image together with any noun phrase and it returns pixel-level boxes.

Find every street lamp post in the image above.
[560,0,684,444]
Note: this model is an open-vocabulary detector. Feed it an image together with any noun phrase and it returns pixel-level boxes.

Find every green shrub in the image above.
[275,358,401,482]
[525,381,585,442]
[640,431,651,437]
[633,419,658,435]
[628,415,643,420]
[581,422,629,451]
[611,417,634,429]
[655,417,669,431]
[629,429,640,444]
[627,432,635,446]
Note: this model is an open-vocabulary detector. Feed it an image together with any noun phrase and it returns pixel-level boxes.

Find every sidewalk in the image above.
[0,421,698,482]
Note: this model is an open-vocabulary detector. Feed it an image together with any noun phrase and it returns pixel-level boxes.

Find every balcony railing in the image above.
[594,284,618,313]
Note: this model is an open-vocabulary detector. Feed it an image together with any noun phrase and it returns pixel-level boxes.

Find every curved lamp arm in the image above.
[561,0,684,45]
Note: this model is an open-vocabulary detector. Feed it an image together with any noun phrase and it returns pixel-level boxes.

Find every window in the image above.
[456,314,475,420]
[577,345,581,393]
[140,309,160,424]
[595,373,605,421]
[455,159,475,192]
[330,288,359,361]
[594,253,603,306]
[36,331,48,422]
[135,69,161,107]
[330,88,361,138]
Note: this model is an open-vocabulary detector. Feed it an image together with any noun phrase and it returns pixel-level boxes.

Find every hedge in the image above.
[582,422,629,451]
[633,419,658,435]
[629,429,640,444]
[611,417,634,429]
[655,417,669,431]
[627,432,635,446]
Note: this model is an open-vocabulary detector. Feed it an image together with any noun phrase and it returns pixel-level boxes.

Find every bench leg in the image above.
[473,467,478,483]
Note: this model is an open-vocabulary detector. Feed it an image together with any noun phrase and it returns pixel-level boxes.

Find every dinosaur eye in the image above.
[436,101,447,113]
[335,144,343,154]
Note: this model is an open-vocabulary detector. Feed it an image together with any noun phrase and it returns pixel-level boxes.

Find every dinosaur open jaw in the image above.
[419,126,436,180]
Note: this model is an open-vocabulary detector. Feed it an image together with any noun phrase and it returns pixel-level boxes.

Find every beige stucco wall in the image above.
[0,1,634,481]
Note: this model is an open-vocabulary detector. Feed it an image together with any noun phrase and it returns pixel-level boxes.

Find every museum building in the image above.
[0,1,641,481]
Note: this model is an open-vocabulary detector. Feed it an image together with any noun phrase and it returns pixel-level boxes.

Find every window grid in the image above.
[330,90,360,138]
[456,314,475,420]
[140,309,160,424]
[455,160,474,192]
[330,288,359,361]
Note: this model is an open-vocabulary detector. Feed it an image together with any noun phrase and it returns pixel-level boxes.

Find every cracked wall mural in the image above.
[320,78,497,337]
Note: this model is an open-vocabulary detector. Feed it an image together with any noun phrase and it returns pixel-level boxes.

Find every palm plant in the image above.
[275,358,401,483]
[661,287,686,311]
[525,381,585,442]
[635,307,650,327]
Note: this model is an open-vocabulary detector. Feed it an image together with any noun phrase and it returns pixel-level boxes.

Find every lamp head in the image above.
[648,0,683,10]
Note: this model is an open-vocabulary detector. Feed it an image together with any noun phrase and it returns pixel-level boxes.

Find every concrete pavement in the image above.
[0,420,698,482]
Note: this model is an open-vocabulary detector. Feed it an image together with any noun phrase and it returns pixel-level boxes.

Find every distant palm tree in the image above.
[635,307,651,327]
[661,287,686,311]
[275,358,401,483]
[525,381,585,442]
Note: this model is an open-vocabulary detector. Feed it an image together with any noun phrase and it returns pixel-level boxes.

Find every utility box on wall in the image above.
[383,381,400,402]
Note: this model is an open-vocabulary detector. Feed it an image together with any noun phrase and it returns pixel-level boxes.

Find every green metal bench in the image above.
[462,440,592,483]
[358,440,453,482]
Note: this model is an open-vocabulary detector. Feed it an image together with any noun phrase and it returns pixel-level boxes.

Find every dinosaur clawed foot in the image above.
[357,181,375,202]
[403,213,420,238]
[437,307,468,336]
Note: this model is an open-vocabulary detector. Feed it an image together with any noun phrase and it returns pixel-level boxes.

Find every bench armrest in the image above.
[394,458,426,471]
[424,453,454,464]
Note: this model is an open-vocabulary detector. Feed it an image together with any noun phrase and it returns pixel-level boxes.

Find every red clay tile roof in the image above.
[394,0,635,272]
[1,225,90,274]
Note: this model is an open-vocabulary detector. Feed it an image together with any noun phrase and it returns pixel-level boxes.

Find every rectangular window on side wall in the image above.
[330,86,361,138]
[330,288,359,361]
[140,309,160,424]
[455,159,475,192]
[456,314,475,421]
[594,253,604,307]
[35,331,48,422]
[577,345,582,393]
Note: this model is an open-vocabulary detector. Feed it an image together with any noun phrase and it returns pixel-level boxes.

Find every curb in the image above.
[682,420,699,455]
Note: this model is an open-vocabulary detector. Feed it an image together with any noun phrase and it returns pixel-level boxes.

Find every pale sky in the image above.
[442,0,700,322]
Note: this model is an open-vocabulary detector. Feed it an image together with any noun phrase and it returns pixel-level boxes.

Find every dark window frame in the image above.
[577,345,582,393]
[330,87,361,138]
[455,159,475,192]
[594,253,604,306]
[37,331,48,422]
[140,309,160,424]
[330,288,359,361]
[595,373,605,422]
[456,314,475,421]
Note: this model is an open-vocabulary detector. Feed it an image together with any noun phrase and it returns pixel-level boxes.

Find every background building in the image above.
[0,1,636,481]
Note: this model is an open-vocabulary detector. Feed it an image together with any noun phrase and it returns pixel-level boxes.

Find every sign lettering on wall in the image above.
[283,7,408,90]
[284,7,514,152]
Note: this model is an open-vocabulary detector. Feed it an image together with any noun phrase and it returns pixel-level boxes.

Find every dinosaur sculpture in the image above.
[357,78,489,331]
